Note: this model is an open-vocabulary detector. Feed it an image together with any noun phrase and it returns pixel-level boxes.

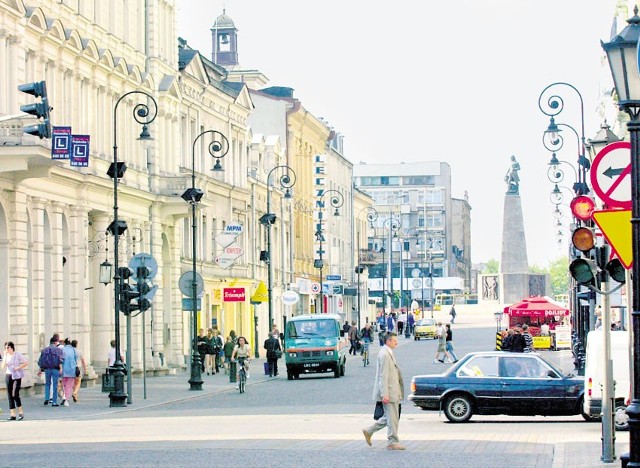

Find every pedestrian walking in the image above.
[362,332,405,450]
[60,338,77,407]
[445,324,459,363]
[386,313,395,333]
[407,312,415,336]
[196,329,208,372]
[223,335,235,375]
[433,322,452,363]
[71,339,87,403]
[3,341,27,421]
[264,333,282,377]
[348,321,359,355]
[211,329,223,374]
[449,305,457,324]
[396,312,406,335]
[38,336,63,406]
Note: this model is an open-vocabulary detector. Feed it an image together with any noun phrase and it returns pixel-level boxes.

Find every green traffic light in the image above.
[569,258,597,285]
[605,258,626,284]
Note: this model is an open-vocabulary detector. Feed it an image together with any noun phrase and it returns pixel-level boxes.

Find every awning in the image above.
[503,296,570,318]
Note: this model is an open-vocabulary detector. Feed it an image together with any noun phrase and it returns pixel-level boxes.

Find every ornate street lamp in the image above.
[382,216,401,317]
[355,207,377,329]
[601,8,640,466]
[315,189,344,314]
[261,165,296,333]
[182,130,228,391]
[107,91,157,407]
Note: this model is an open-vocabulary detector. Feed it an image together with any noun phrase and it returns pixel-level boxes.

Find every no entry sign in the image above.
[590,141,631,209]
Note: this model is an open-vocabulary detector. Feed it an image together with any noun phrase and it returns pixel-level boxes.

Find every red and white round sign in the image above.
[590,141,631,209]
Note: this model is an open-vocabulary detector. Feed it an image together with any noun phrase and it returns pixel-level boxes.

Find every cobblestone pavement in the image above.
[0,307,630,467]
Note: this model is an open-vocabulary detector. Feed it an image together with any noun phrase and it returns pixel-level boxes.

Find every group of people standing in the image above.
[501,324,534,353]
[196,328,225,375]
[38,334,87,410]
[375,312,416,336]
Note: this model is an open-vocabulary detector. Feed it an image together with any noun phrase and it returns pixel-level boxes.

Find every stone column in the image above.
[499,194,530,305]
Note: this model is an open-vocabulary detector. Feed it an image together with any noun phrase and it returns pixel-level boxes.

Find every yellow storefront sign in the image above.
[532,336,551,349]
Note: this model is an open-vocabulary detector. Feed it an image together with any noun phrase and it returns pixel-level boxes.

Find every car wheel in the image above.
[340,361,346,376]
[615,404,629,431]
[287,371,293,381]
[414,336,417,341]
[334,364,340,378]
[443,394,473,423]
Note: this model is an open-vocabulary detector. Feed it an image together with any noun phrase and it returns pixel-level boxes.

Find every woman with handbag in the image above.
[71,340,87,402]
[264,333,282,378]
[3,341,27,420]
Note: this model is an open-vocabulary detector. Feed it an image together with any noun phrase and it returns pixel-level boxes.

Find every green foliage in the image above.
[482,259,499,274]
[548,256,570,296]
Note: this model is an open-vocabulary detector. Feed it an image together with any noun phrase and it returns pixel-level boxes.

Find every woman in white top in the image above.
[231,336,251,378]
[3,341,28,421]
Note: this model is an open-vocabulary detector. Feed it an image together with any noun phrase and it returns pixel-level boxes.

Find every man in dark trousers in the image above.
[264,333,282,377]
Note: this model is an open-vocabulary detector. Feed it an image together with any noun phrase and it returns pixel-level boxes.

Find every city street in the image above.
[0,310,628,467]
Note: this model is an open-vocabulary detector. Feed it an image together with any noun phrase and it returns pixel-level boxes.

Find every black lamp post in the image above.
[182,130,229,391]
[261,165,296,331]
[356,208,377,329]
[107,91,157,407]
[382,217,401,316]
[601,8,640,466]
[314,189,344,314]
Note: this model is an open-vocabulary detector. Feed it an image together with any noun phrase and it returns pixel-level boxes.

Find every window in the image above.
[458,356,499,377]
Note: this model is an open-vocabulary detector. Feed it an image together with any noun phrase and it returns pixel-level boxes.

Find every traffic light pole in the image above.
[600,256,615,463]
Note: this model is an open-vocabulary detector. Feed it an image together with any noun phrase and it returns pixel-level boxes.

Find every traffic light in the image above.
[135,266,152,313]
[18,81,51,139]
[117,267,136,315]
[569,227,597,286]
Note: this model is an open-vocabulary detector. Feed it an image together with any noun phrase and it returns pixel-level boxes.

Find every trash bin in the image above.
[229,361,237,383]
[264,362,270,376]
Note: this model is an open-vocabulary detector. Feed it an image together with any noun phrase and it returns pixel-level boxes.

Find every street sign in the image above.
[282,290,299,305]
[326,274,341,281]
[129,253,158,280]
[214,223,243,248]
[592,209,633,269]
[214,245,244,269]
[181,297,201,311]
[590,141,632,209]
[310,282,321,294]
[411,268,421,278]
[332,284,343,294]
[179,271,204,296]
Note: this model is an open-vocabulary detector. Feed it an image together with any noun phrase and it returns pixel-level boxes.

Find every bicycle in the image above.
[362,340,370,367]
[236,357,249,393]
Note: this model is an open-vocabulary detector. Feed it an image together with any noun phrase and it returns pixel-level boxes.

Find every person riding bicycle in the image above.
[360,322,374,357]
[231,336,251,379]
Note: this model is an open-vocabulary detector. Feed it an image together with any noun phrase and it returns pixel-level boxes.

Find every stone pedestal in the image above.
[500,194,529,305]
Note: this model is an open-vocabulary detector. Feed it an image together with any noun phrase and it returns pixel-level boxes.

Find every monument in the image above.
[479,156,549,306]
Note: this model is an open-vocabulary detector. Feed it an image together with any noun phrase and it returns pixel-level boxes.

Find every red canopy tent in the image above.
[503,296,570,318]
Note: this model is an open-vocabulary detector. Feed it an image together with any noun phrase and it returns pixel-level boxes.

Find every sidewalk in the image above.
[20,356,273,421]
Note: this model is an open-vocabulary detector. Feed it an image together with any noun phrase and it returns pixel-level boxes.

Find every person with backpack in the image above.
[38,336,63,406]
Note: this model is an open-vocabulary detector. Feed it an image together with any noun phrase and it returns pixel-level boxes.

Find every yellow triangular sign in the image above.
[592,209,633,269]
[250,281,269,303]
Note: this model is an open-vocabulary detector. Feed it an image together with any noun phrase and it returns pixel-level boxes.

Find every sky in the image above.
[176,0,621,268]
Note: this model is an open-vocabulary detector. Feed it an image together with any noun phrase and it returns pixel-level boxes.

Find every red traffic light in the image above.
[570,196,596,221]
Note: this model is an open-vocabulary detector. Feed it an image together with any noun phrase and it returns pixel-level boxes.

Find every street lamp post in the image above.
[539,81,592,374]
[262,165,296,332]
[382,217,401,319]
[601,9,640,466]
[314,189,344,314]
[107,91,157,407]
[182,130,229,391]
[356,208,377,330]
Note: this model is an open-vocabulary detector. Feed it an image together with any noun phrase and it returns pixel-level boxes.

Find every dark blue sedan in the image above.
[409,351,587,423]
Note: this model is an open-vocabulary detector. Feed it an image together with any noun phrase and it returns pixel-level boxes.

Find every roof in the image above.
[212,12,235,29]
[503,296,570,317]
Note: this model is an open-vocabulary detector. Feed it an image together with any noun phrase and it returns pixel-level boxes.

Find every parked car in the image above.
[409,351,588,423]
[413,318,437,340]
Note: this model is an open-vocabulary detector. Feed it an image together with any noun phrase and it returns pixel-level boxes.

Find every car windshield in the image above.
[286,320,336,338]
[417,319,435,326]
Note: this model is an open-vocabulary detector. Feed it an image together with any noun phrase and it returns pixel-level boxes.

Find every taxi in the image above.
[413,318,437,340]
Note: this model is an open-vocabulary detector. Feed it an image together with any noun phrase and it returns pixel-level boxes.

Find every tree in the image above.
[548,256,570,297]
[482,259,499,274]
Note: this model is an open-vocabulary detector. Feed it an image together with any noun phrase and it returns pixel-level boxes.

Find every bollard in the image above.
[229,361,237,383]
[495,332,502,351]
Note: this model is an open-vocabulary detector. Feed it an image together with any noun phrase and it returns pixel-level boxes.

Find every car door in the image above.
[499,355,565,415]
[455,355,504,412]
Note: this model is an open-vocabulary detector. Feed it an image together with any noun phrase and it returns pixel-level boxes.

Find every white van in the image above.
[583,330,630,430]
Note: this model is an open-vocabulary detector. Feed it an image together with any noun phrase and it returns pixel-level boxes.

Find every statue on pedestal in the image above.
[504,155,520,195]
